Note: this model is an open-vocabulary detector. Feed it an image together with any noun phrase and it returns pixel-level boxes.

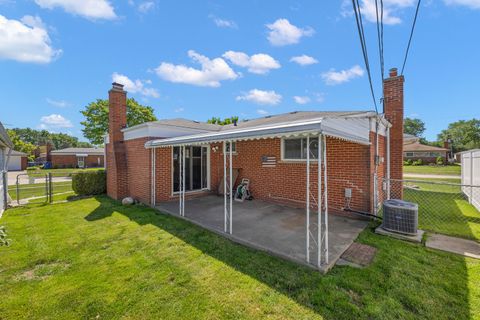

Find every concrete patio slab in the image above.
[375,226,425,243]
[426,233,480,259]
[157,194,368,272]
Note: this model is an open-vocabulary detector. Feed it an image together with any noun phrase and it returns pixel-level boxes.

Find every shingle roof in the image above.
[150,118,223,131]
[51,147,104,155]
[403,142,448,152]
[220,111,371,130]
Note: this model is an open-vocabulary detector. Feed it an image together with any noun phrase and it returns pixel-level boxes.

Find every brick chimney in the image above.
[384,68,404,197]
[106,82,128,200]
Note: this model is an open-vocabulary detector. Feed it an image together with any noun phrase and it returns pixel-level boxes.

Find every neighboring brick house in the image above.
[105,68,404,215]
[51,147,105,168]
[403,135,448,164]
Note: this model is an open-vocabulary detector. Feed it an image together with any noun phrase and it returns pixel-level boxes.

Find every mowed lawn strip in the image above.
[403,165,461,176]
[0,197,479,319]
[401,177,480,241]
[27,167,103,178]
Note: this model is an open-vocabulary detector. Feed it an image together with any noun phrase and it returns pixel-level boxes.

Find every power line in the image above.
[401,0,422,75]
[351,0,379,114]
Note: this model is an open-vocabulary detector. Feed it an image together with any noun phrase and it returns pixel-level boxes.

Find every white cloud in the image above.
[293,96,311,105]
[444,0,480,9]
[222,51,280,75]
[46,98,70,108]
[290,54,318,66]
[155,50,239,87]
[322,65,364,85]
[341,0,416,25]
[266,18,314,46]
[257,109,269,115]
[210,15,237,28]
[112,72,159,98]
[174,107,184,113]
[40,114,73,129]
[236,89,282,105]
[138,1,155,13]
[35,0,117,20]
[0,15,61,64]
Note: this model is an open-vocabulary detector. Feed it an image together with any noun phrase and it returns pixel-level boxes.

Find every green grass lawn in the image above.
[27,167,103,178]
[403,164,461,176]
[8,182,75,202]
[0,197,479,319]
[399,178,480,241]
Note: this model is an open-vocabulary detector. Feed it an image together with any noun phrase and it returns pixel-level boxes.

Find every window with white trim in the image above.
[224,142,236,153]
[282,137,319,160]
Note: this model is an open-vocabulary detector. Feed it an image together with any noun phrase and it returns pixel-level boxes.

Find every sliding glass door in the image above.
[173,146,208,192]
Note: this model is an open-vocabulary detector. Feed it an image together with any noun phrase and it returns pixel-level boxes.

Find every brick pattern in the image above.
[106,86,129,200]
[208,137,372,214]
[51,155,104,168]
[384,68,404,199]
[125,137,152,204]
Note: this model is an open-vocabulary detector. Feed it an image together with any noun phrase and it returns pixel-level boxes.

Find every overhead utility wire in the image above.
[375,0,385,112]
[401,0,422,75]
[351,0,379,114]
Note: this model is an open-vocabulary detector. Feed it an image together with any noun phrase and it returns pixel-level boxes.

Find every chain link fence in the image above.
[8,172,77,205]
[379,177,480,241]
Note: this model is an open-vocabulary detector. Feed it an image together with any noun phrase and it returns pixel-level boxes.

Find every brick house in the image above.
[105,68,404,269]
[403,135,448,164]
[51,147,105,168]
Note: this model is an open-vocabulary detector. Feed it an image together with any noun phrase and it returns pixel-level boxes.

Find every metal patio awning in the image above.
[145,115,373,148]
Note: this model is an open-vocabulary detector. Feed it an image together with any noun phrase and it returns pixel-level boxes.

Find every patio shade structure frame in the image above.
[146,116,377,269]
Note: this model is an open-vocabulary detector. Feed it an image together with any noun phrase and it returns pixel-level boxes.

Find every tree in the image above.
[207,116,239,125]
[6,129,37,161]
[437,119,480,153]
[8,128,92,151]
[80,98,157,145]
[404,118,426,137]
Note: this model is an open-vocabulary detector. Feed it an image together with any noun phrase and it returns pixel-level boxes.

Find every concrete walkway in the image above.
[404,173,461,179]
[426,234,480,259]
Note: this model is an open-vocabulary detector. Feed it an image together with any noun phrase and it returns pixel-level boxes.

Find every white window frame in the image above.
[223,141,237,154]
[281,137,319,162]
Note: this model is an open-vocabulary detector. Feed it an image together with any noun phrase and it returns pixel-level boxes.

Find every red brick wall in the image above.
[51,155,104,168]
[21,156,27,170]
[125,137,152,204]
[207,137,373,213]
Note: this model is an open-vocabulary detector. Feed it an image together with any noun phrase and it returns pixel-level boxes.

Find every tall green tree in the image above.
[6,129,37,161]
[80,98,157,145]
[437,119,480,152]
[7,128,92,154]
[404,118,426,137]
[207,116,239,125]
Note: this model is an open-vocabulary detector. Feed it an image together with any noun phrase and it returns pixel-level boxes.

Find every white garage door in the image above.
[8,156,21,171]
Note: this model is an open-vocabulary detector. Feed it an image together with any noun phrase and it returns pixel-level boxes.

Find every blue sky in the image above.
[0,0,479,142]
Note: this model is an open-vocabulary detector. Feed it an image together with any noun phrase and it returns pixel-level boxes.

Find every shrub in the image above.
[436,156,445,165]
[404,159,413,166]
[412,159,423,166]
[72,170,106,196]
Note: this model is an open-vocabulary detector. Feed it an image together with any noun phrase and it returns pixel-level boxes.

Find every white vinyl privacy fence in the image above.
[461,149,480,211]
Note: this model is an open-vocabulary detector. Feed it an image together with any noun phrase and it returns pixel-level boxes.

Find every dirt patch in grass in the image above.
[14,261,70,282]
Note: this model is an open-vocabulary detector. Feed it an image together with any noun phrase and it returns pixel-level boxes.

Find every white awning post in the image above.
[306,136,310,264]
[151,148,156,207]
[223,141,228,233]
[178,146,182,215]
[323,135,329,265]
[182,145,186,216]
[229,140,233,234]
[317,134,322,267]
